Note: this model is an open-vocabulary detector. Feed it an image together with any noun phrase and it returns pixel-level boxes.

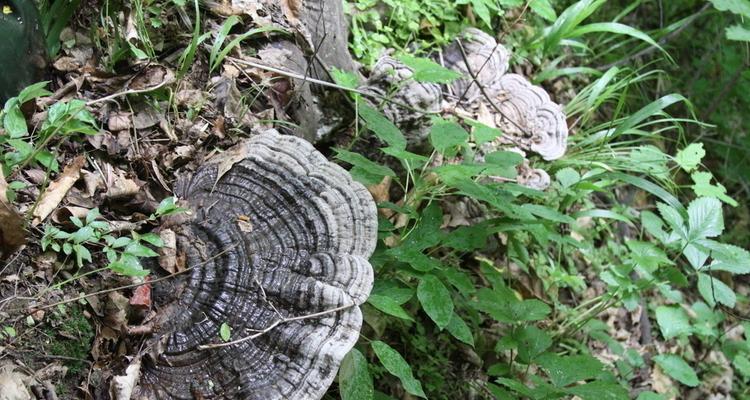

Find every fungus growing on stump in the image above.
[136,131,377,399]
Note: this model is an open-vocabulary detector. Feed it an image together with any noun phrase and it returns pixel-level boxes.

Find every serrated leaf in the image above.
[372,341,426,398]
[656,202,687,239]
[675,143,705,172]
[655,306,691,339]
[445,313,474,346]
[219,322,231,341]
[368,294,414,321]
[359,104,406,150]
[468,120,502,145]
[687,197,724,240]
[430,118,469,157]
[536,353,604,387]
[708,0,750,17]
[417,274,454,329]
[397,55,462,83]
[697,272,736,308]
[690,171,738,206]
[653,354,699,387]
[707,242,750,274]
[727,24,750,41]
[339,349,373,400]
[515,325,552,364]
[335,148,397,186]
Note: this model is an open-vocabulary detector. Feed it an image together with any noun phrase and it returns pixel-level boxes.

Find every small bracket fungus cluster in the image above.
[135,131,377,399]
[361,28,569,190]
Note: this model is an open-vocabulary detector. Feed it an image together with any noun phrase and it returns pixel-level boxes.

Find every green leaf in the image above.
[339,349,374,400]
[726,24,750,41]
[71,226,94,244]
[655,306,691,339]
[371,341,426,398]
[565,381,629,400]
[707,242,750,274]
[530,0,557,21]
[3,105,28,138]
[708,0,750,17]
[219,322,231,341]
[468,120,501,145]
[697,273,736,308]
[653,354,699,387]
[335,149,397,186]
[536,353,605,387]
[637,392,667,400]
[515,325,552,364]
[627,241,672,274]
[140,233,164,247]
[209,15,241,72]
[475,288,551,323]
[687,197,724,240]
[521,204,575,224]
[429,118,469,157]
[417,274,454,329]
[445,313,474,347]
[690,172,738,206]
[3,326,17,337]
[469,0,493,27]
[367,294,414,321]
[612,94,687,138]
[108,254,150,277]
[359,104,406,150]
[656,202,687,240]
[397,55,462,83]
[675,143,705,172]
[125,242,159,258]
[630,145,669,180]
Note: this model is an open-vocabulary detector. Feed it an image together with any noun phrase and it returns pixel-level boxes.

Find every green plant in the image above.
[0,82,98,178]
[41,198,185,277]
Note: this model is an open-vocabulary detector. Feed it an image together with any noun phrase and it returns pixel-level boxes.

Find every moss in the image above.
[44,305,94,375]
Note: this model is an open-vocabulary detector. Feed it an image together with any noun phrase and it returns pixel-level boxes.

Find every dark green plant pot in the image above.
[0,0,47,104]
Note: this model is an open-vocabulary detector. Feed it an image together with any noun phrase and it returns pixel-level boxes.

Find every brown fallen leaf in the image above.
[31,156,85,226]
[0,171,26,258]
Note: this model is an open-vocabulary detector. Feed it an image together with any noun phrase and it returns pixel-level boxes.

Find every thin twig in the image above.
[197,302,355,350]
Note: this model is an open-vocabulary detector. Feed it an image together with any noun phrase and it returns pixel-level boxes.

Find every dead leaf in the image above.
[109,357,141,400]
[104,292,130,332]
[32,156,85,226]
[158,229,177,274]
[0,363,32,400]
[237,215,253,233]
[107,112,132,131]
[0,170,26,257]
[105,168,141,200]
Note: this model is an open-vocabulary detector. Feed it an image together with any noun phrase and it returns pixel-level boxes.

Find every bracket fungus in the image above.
[442,28,510,103]
[136,131,377,399]
[491,74,568,161]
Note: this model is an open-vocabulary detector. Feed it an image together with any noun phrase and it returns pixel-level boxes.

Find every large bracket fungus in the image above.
[135,131,377,399]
